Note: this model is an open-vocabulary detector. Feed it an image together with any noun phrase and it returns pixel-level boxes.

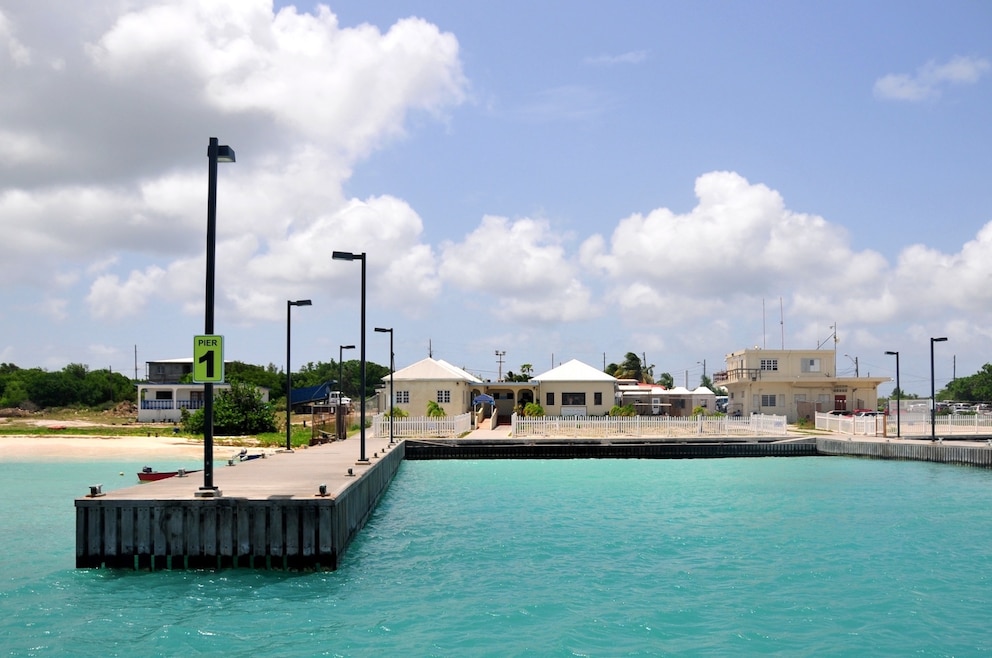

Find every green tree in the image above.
[609,404,636,416]
[607,352,655,383]
[657,372,674,389]
[522,402,544,416]
[943,364,992,401]
[505,363,534,382]
[426,400,447,417]
[182,381,277,435]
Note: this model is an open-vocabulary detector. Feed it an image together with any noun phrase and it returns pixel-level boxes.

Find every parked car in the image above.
[826,409,851,416]
[853,410,880,417]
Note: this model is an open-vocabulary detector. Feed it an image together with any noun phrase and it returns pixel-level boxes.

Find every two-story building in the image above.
[137,358,270,423]
[714,348,888,422]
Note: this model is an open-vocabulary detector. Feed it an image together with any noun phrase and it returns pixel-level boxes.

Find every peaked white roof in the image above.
[666,386,693,395]
[388,357,482,383]
[532,359,617,382]
[692,386,715,395]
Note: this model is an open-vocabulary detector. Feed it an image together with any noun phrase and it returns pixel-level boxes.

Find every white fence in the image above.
[371,412,473,439]
[511,413,788,438]
[817,411,992,437]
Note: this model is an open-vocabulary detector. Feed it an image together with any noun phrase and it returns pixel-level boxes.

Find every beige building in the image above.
[378,357,617,419]
[379,357,483,417]
[531,359,617,416]
[715,348,888,422]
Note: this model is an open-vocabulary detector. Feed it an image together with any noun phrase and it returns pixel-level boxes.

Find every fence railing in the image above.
[511,413,788,438]
[818,412,992,437]
[883,412,992,437]
[371,413,473,439]
[140,400,205,411]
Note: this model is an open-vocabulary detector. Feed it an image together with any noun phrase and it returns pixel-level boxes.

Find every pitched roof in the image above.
[388,357,483,383]
[532,359,617,382]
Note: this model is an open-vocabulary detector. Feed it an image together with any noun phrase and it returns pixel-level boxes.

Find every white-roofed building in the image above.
[377,357,484,417]
[531,359,617,416]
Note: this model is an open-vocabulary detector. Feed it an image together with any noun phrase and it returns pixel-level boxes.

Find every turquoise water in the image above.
[1,456,991,656]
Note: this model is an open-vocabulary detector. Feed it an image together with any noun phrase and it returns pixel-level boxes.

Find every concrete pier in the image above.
[817,436,992,468]
[75,435,401,571]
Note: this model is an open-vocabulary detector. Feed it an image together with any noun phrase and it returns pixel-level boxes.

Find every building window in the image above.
[759,359,778,371]
[437,390,451,404]
[396,391,410,404]
[794,394,807,403]
[155,391,173,400]
[594,392,603,406]
[760,394,778,407]
[546,392,555,406]
[801,358,821,373]
[562,392,586,405]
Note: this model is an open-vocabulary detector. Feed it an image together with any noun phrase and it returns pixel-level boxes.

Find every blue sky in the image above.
[0,1,990,395]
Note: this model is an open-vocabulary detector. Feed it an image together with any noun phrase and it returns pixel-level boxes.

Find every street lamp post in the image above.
[332,251,368,463]
[375,327,394,445]
[931,337,948,441]
[338,344,355,399]
[199,137,235,497]
[885,350,900,438]
[285,299,312,451]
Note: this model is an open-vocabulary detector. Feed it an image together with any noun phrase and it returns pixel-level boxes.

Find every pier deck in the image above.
[75,434,400,571]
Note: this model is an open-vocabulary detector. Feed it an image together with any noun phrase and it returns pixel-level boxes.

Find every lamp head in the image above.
[290,299,312,307]
[374,327,392,333]
[884,351,898,356]
[932,337,948,343]
[341,344,355,350]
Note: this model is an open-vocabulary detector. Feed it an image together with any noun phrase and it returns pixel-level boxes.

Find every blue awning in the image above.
[473,394,495,405]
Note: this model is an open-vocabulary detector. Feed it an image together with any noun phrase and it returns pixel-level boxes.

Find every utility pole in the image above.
[495,350,506,381]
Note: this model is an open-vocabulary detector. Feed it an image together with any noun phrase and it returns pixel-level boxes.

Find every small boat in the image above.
[137,466,198,482]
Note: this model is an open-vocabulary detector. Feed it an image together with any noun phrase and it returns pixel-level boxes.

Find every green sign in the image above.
[193,335,225,383]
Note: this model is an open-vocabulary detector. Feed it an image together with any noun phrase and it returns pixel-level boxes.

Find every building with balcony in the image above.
[714,348,888,422]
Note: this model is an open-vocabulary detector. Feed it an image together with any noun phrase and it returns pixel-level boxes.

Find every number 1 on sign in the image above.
[199,350,215,379]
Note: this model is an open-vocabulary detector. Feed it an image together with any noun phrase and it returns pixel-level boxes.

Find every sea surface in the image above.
[1,455,991,656]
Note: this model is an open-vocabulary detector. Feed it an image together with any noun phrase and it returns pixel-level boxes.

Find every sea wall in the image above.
[817,437,992,468]
[75,442,405,571]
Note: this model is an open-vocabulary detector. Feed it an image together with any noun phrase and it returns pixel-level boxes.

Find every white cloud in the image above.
[874,55,990,102]
[0,10,31,66]
[584,50,648,66]
[86,2,466,157]
[440,215,598,323]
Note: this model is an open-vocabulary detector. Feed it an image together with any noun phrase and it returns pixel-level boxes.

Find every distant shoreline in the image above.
[0,434,218,461]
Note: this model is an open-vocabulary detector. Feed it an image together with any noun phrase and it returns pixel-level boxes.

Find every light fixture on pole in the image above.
[285,299,312,451]
[198,137,235,498]
[844,354,859,378]
[375,327,394,445]
[885,350,900,438]
[339,344,355,399]
[332,251,369,464]
[930,337,947,441]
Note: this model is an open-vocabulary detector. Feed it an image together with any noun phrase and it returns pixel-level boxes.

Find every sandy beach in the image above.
[0,434,211,461]
[0,416,284,461]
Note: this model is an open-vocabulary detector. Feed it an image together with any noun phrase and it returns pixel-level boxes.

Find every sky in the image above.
[1,1,990,396]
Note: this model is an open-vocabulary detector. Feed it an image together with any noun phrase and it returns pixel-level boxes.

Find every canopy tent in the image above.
[473,394,496,405]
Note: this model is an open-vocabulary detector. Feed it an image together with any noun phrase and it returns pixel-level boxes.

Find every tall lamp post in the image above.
[885,350,900,438]
[931,336,948,441]
[285,299,312,451]
[199,137,235,497]
[375,327,394,445]
[338,344,355,398]
[332,251,368,464]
